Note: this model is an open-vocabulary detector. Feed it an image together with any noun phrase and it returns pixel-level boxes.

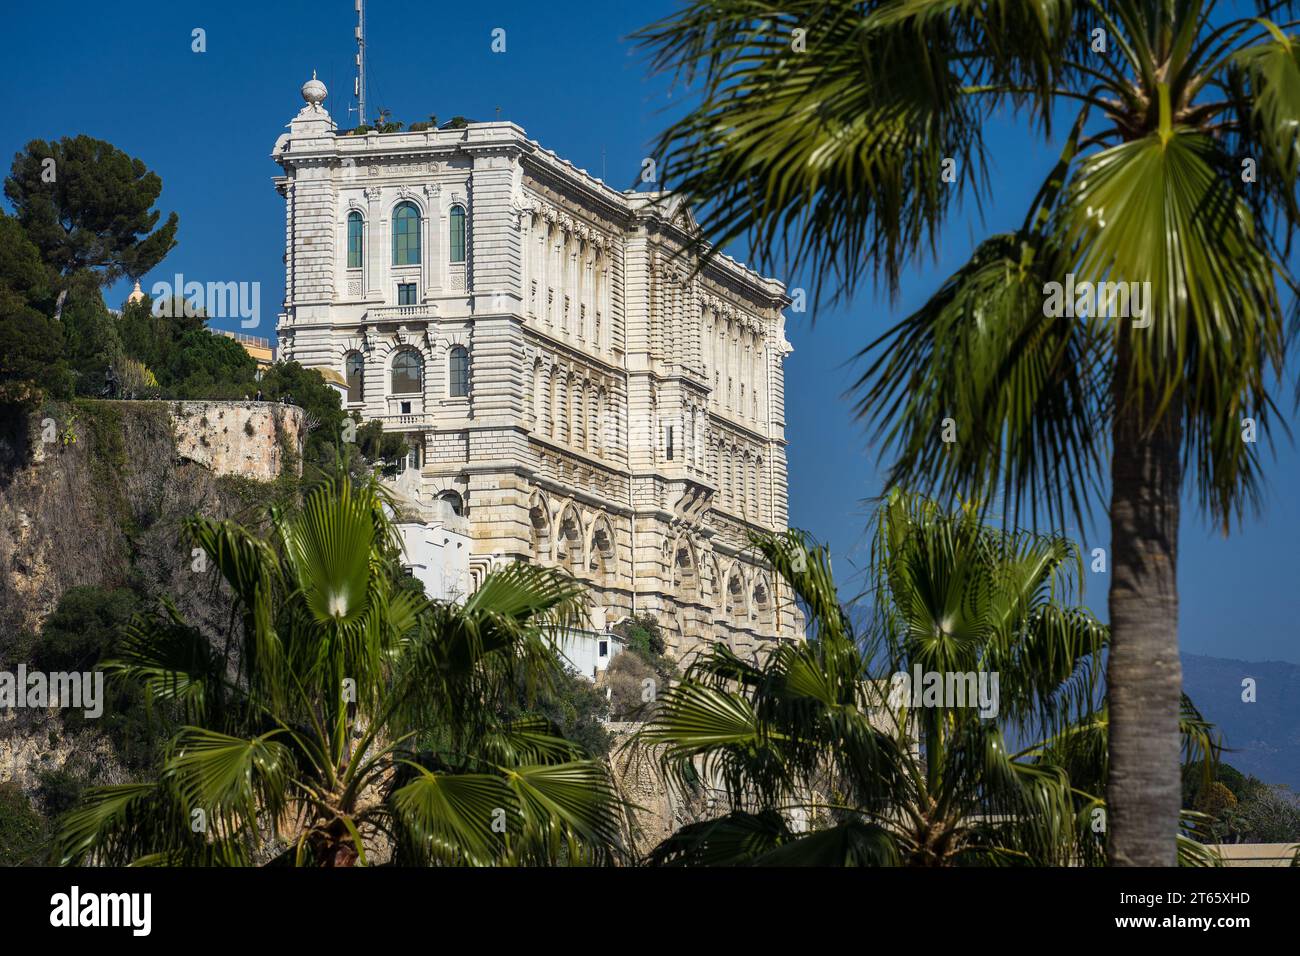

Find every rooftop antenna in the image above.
[348,0,366,128]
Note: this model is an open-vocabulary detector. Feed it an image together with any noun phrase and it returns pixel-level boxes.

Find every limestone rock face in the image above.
[170,401,305,481]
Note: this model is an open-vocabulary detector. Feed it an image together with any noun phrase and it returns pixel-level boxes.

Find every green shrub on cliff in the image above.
[0,783,46,866]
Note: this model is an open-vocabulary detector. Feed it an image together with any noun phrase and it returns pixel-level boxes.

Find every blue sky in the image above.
[3,0,1297,663]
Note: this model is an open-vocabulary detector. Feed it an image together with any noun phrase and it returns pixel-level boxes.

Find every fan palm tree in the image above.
[634,0,1296,865]
[640,493,1218,865]
[54,473,628,866]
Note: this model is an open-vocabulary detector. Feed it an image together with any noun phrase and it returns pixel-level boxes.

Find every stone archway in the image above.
[587,513,616,584]
[672,534,700,603]
[752,573,773,630]
[724,562,747,623]
[528,489,552,563]
[554,501,584,573]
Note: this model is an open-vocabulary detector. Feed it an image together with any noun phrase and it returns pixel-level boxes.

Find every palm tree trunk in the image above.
[1106,339,1184,866]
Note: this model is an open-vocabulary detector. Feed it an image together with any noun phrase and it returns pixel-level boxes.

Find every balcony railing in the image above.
[381,412,432,428]
[368,304,436,322]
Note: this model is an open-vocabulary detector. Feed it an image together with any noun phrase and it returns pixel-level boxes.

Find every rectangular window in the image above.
[598,641,609,658]
[449,206,467,263]
[449,347,470,398]
[398,283,417,305]
[666,425,675,461]
[400,400,412,415]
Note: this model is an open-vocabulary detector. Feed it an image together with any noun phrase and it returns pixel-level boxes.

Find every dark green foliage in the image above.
[28,585,174,772]
[258,361,348,469]
[0,307,72,404]
[36,767,85,821]
[615,613,666,658]
[0,783,47,866]
[58,273,124,395]
[4,135,178,283]
[30,585,137,673]
[51,475,628,866]
[502,667,611,758]
[115,293,175,372]
[0,213,71,404]
[114,293,258,398]
[354,417,408,470]
[0,211,53,306]
[167,329,257,398]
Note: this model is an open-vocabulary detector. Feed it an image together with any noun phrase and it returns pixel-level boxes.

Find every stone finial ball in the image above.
[301,72,328,106]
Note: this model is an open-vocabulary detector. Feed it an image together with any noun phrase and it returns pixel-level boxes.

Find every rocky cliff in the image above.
[0,400,303,642]
[0,400,303,807]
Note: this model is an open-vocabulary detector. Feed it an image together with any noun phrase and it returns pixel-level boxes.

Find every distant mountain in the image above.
[1181,654,1300,790]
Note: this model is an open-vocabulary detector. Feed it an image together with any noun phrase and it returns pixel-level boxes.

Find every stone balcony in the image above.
[380,412,433,430]
[367,304,438,323]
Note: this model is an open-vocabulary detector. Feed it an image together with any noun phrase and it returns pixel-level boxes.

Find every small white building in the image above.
[555,628,625,681]
[393,497,471,603]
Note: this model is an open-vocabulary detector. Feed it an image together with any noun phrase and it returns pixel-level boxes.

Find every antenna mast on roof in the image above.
[350,0,366,127]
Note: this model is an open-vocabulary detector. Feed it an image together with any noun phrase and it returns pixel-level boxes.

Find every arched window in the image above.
[392,202,421,266]
[347,211,364,269]
[449,205,466,263]
[344,351,364,403]
[391,349,423,394]
[438,491,464,517]
[448,345,469,398]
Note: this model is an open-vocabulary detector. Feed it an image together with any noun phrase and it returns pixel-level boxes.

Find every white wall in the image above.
[555,629,624,682]
[397,516,470,603]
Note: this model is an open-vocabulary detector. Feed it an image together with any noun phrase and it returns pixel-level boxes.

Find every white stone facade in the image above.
[272,85,802,656]
[394,503,471,605]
